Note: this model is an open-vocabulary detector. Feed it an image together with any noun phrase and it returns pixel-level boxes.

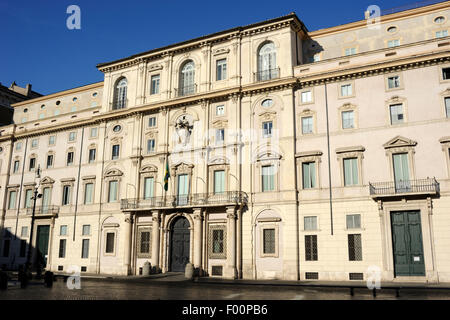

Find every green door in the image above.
[391,211,425,276]
[36,225,50,268]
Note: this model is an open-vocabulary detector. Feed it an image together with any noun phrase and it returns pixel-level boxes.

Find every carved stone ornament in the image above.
[175,115,194,146]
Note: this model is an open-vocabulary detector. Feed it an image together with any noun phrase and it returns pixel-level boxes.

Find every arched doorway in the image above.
[170,217,190,272]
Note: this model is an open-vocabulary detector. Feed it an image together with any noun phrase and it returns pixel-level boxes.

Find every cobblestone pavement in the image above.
[1,277,450,300]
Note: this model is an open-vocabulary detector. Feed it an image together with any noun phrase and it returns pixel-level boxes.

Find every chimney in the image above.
[26,84,31,96]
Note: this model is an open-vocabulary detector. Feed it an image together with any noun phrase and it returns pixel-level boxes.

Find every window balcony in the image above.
[369,178,440,199]
[121,191,248,211]
[175,84,197,97]
[26,205,59,217]
[254,68,280,82]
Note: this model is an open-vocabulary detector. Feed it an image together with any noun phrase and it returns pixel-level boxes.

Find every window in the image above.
[262,165,275,192]
[139,230,151,255]
[47,154,54,168]
[257,42,277,81]
[108,181,118,202]
[436,30,448,38]
[31,139,38,148]
[346,214,361,229]
[21,226,28,237]
[443,68,450,80]
[342,111,355,129]
[388,39,400,48]
[16,142,22,151]
[301,91,312,103]
[305,235,318,261]
[216,129,225,145]
[62,186,71,205]
[345,47,356,56]
[29,157,36,171]
[304,216,318,231]
[13,160,20,173]
[59,239,66,258]
[387,26,397,33]
[112,145,120,160]
[302,162,316,189]
[24,189,33,209]
[144,177,154,200]
[82,225,91,236]
[446,97,450,118]
[67,152,74,166]
[388,76,400,89]
[69,132,76,142]
[90,127,98,138]
[302,117,313,134]
[49,136,56,145]
[150,75,160,95]
[263,228,276,254]
[435,16,445,24]
[216,59,227,81]
[147,139,156,153]
[84,183,94,204]
[114,78,128,109]
[341,84,353,97]
[8,190,17,209]
[214,170,225,194]
[261,99,273,108]
[105,232,115,254]
[262,121,273,138]
[212,229,224,254]
[82,239,89,259]
[348,234,362,261]
[89,149,96,163]
[113,125,121,133]
[216,105,225,116]
[390,104,404,125]
[148,117,157,128]
[60,225,68,236]
[19,240,27,258]
[179,60,195,96]
[343,158,359,186]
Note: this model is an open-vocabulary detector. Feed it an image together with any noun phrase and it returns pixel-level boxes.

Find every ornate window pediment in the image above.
[104,169,123,177]
[383,136,417,149]
[148,64,163,72]
[140,165,158,174]
[256,151,282,162]
[212,119,228,129]
[258,111,277,121]
[40,176,55,185]
[336,146,365,154]
[386,95,406,104]
[208,156,229,166]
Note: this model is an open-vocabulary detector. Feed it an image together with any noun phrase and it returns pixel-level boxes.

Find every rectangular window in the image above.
[8,190,17,210]
[82,225,91,236]
[388,76,400,89]
[390,104,404,125]
[345,47,356,56]
[62,185,71,206]
[348,234,362,261]
[445,97,450,118]
[24,189,33,209]
[302,162,316,189]
[150,75,160,95]
[108,181,118,202]
[343,158,359,186]
[212,229,224,254]
[84,183,94,204]
[216,129,225,144]
[60,225,68,236]
[105,233,115,254]
[341,84,353,96]
[301,91,312,103]
[59,239,66,258]
[216,105,225,116]
[388,39,400,48]
[16,142,22,151]
[67,152,74,166]
[304,216,318,231]
[144,177,154,200]
[81,239,89,259]
[263,228,276,254]
[147,139,156,153]
[112,145,120,160]
[262,121,273,138]
[342,111,355,129]
[49,136,56,145]
[436,30,448,38]
[47,154,54,168]
[305,235,318,261]
[302,117,313,134]
[31,139,38,148]
[443,68,450,80]
[13,160,20,173]
[21,226,28,237]
[89,149,96,163]
[216,59,227,81]
[214,170,225,194]
[19,240,27,258]
[2,239,10,257]
[262,165,275,192]
[139,231,151,254]
[346,214,361,229]
[69,132,76,142]
[29,158,36,171]
[90,127,98,138]
[148,117,157,128]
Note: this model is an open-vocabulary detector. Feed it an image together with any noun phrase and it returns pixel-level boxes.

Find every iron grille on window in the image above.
[305,235,318,261]
[137,228,151,258]
[208,225,226,259]
[305,272,319,280]
[348,234,362,261]
[211,266,223,276]
[263,228,276,254]
[349,273,364,280]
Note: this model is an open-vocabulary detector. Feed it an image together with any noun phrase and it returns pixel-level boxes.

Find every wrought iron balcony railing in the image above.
[254,68,280,82]
[26,205,60,216]
[369,178,440,198]
[175,84,197,97]
[121,191,248,210]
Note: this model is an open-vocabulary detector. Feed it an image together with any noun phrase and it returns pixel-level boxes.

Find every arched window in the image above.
[257,42,278,81]
[179,60,195,96]
[113,78,127,110]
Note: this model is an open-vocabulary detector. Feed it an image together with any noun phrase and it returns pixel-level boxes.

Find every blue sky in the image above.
[0,0,438,95]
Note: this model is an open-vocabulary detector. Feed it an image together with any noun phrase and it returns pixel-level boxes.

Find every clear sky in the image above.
[0,0,441,95]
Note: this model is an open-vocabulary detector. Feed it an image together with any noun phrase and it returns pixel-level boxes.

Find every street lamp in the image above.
[24,165,42,276]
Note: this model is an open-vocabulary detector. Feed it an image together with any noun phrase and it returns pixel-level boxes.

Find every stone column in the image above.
[123,213,133,275]
[226,206,237,279]
[151,211,161,272]
[193,208,203,274]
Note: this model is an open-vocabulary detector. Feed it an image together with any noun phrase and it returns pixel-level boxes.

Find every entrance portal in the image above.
[170,217,190,272]
[36,225,50,268]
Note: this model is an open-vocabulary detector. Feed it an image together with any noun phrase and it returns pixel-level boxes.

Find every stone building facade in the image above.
[0,82,41,126]
[1,2,450,283]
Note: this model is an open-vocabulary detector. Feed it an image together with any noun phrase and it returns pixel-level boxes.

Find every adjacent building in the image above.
[0,82,41,126]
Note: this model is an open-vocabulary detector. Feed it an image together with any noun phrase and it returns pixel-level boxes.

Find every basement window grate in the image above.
[305,272,319,280]
[349,273,364,280]
[81,266,87,272]
[211,266,223,276]
[58,266,63,271]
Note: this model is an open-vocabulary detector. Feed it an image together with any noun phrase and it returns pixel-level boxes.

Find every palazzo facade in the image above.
[1,2,450,282]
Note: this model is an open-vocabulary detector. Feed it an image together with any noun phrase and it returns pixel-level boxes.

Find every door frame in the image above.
[166,213,193,272]
[32,221,54,270]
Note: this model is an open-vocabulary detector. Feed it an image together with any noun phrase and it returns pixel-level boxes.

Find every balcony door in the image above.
[42,187,51,214]
[393,153,411,192]
[36,225,50,268]
[180,61,195,95]
[258,42,277,81]
[177,174,189,206]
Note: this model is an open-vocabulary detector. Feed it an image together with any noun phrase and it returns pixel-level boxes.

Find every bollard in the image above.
[18,270,28,289]
[372,288,377,298]
[44,271,54,288]
[142,261,151,276]
[185,263,194,280]
[0,271,7,290]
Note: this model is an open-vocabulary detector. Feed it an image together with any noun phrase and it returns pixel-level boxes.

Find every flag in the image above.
[164,159,170,191]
